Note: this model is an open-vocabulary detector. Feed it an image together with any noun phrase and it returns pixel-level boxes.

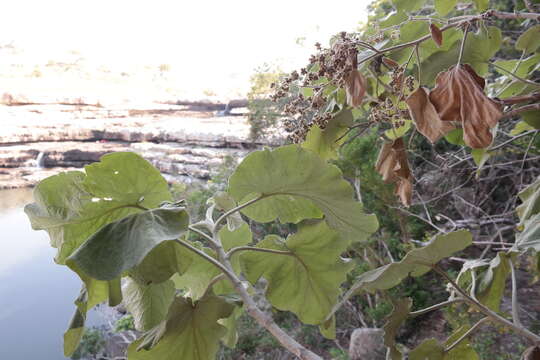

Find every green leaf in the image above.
[67,205,189,280]
[471,0,489,11]
[514,214,540,252]
[510,121,534,136]
[127,295,234,360]
[392,0,426,13]
[349,230,473,294]
[522,110,540,129]
[516,25,540,54]
[385,120,412,140]
[319,316,336,339]
[471,148,491,177]
[300,87,314,98]
[219,223,252,252]
[409,338,445,360]
[445,129,466,146]
[172,242,221,301]
[383,297,412,360]
[302,109,353,160]
[421,26,501,85]
[218,307,243,348]
[241,221,353,324]
[130,241,192,284]
[516,177,540,225]
[228,145,379,242]
[63,288,89,357]
[435,0,457,15]
[477,252,511,312]
[123,278,176,331]
[379,11,407,27]
[25,152,172,263]
[210,192,244,231]
[494,54,540,78]
[444,326,480,360]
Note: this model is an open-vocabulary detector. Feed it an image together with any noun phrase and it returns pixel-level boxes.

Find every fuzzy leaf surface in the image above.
[241,221,353,324]
[228,145,378,242]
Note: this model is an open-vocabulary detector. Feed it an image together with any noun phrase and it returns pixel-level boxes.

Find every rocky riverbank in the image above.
[0,103,277,189]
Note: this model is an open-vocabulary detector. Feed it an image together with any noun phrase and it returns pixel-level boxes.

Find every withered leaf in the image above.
[345,70,367,107]
[382,57,399,69]
[430,23,443,47]
[429,64,502,148]
[375,138,413,207]
[406,87,455,143]
[523,346,540,360]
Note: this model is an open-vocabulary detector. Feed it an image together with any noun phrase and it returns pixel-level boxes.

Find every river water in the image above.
[0,188,81,360]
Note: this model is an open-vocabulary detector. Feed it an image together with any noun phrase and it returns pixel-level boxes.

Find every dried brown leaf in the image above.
[523,346,540,360]
[382,57,399,69]
[376,138,413,207]
[430,23,443,47]
[406,87,455,143]
[345,70,367,107]
[429,64,503,148]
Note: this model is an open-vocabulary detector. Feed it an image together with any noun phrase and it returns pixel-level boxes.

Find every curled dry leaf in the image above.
[375,138,413,207]
[523,346,540,360]
[406,87,455,143]
[345,70,367,107]
[429,64,503,148]
[430,23,443,47]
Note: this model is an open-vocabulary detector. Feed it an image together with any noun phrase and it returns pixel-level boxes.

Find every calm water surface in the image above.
[0,188,81,360]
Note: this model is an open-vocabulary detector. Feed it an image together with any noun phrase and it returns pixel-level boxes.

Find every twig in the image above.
[502,103,540,119]
[445,317,491,352]
[510,261,523,328]
[410,298,464,317]
[188,225,214,243]
[457,23,470,66]
[213,195,265,234]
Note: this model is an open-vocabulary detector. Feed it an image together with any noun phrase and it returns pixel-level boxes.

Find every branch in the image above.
[213,195,265,233]
[502,103,540,119]
[445,317,491,352]
[510,261,523,328]
[227,246,293,259]
[498,92,540,105]
[410,298,465,318]
[173,239,234,278]
[213,243,323,360]
[188,225,214,243]
[433,266,540,344]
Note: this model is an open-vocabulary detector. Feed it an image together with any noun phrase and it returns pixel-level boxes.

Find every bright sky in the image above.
[1,0,372,96]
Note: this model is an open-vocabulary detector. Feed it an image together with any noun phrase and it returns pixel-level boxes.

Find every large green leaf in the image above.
[63,287,91,357]
[228,145,378,242]
[172,242,221,300]
[241,221,353,324]
[392,0,426,12]
[210,191,244,231]
[130,241,192,284]
[218,307,243,348]
[348,230,472,295]
[494,54,540,78]
[409,338,445,360]
[435,0,457,15]
[471,0,489,11]
[522,110,540,129]
[516,177,540,226]
[477,252,511,312]
[383,297,412,360]
[67,205,189,280]
[219,223,252,252]
[127,295,235,360]
[516,25,540,54]
[25,152,172,263]
[302,109,353,160]
[123,277,175,331]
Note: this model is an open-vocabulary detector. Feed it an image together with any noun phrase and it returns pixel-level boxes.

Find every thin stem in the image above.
[445,317,491,352]
[415,45,422,85]
[188,225,214,243]
[489,130,539,151]
[213,239,323,360]
[433,265,540,344]
[173,239,233,277]
[410,298,465,318]
[456,23,470,66]
[503,103,540,119]
[510,261,523,328]
[227,246,293,259]
[213,195,265,234]
[491,63,540,88]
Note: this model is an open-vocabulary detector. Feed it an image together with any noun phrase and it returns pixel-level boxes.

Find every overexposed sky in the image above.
[0,0,372,96]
